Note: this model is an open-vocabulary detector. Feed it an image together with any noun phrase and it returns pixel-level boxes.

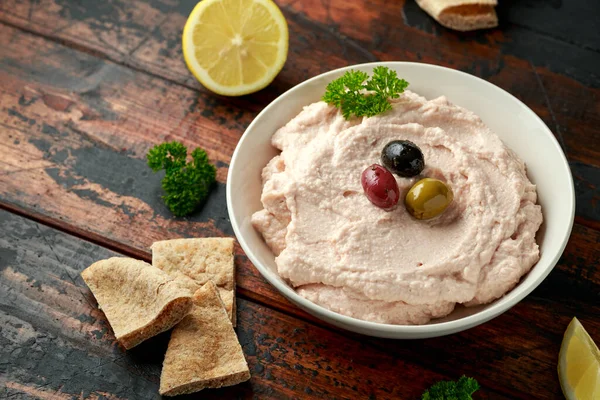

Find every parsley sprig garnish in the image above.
[422,376,480,400]
[322,66,409,120]
[147,141,216,217]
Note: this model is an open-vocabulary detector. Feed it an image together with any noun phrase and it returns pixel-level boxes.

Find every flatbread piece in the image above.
[416,0,498,31]
[81,257,193,349]
[159,281,250,396]
[151,238,236,325]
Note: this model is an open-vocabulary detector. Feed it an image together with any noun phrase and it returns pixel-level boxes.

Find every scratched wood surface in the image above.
[0,0,598,399]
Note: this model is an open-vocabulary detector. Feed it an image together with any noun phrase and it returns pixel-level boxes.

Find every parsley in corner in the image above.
[322,66,409,120]
[422,376,480,400]
[147,141,216,217]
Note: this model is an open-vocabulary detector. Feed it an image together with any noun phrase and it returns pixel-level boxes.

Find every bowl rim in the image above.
[226,61,576,335]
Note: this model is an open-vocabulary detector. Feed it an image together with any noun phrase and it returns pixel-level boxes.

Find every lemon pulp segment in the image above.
[558,317,600,400]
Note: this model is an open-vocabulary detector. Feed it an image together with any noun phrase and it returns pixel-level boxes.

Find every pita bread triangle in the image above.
[81,257,193,349]
[159,281,250,396]
[151,238,237,325]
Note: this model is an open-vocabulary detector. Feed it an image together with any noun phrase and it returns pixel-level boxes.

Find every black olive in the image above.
[381,140,424,177]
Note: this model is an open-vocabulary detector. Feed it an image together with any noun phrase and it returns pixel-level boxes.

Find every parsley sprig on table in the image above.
[147,141,216,217]
[422,376,480,400]
[322,66,409,119]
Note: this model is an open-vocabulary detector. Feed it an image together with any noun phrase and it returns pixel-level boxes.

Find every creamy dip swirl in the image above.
[252,91,543,325]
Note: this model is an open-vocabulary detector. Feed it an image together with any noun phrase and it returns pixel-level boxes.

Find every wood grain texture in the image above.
[0,20,285,305]
[496,0,600,52]
[1,0,599,167]
[0,0,598,399]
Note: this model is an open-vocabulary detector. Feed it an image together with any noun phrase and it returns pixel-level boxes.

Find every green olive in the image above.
[405,178,454,220]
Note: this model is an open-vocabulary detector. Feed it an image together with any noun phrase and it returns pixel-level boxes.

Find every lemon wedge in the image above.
[558,317,600,400]
[182,0,288,96]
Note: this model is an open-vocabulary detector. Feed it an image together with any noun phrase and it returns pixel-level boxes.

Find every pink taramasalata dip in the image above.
[251,90,543,325]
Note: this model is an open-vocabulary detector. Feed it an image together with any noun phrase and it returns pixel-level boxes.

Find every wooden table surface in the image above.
[0,1,598,399]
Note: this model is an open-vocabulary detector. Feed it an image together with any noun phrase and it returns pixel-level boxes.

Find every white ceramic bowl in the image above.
[226,62,575,339]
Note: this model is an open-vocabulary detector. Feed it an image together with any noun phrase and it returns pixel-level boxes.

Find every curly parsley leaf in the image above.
[147,141,216,217]
[322,66,408,120]
[422,376,480,400]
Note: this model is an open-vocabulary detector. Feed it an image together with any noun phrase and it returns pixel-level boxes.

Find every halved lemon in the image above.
[182,0,289,96]
[558,317,600,399]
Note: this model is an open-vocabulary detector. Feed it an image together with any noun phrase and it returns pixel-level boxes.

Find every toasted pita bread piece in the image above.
[81,257,193,350]
[416,0,498,31]
[151,238,236,325]
[159,281,250,396]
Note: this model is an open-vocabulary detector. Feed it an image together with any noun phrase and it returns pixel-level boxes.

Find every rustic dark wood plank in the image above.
[2,0,599,86]
[0,208,527,400]
[496,0,600,52]
[572,161,600,227]
[1,0,599,167]
[0,22,300,323]
[293,0,599,87]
